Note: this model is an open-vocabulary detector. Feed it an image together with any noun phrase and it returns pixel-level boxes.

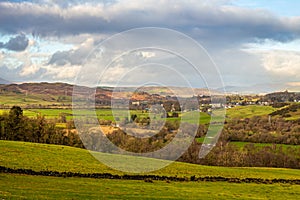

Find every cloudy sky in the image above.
[1,0,300,92]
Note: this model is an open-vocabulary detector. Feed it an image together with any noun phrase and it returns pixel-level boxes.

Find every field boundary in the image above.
[1,166,300,185]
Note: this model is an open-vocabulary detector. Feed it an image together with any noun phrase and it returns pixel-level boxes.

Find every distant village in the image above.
[1,83,300,112]
[129,90,300,115]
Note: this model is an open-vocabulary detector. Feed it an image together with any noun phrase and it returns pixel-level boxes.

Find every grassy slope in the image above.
[0,93,70,106]
[196,138,300,151]
[226,105,277,119]
[281,105,300,121]
[231,141,300,150]
[1,140,300,180]
[1,173,300,200]
[1,140,300,199]
[286,114,300,121]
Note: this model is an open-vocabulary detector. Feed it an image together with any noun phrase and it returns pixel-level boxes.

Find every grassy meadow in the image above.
[231,141,300,150]
[0,140,300,199]
[1,173,300,200]
[0,92,71,106]
[0,108,212,126]
[1,140,300,180]
[226,105,278,119]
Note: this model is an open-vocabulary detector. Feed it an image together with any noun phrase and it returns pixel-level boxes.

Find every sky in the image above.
[1,0,300,92]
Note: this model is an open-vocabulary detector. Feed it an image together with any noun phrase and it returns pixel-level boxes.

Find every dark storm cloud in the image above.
[0,34,29,51]
[48,51,70,66]
[0,1,300,45]
[47,39,93,66]
[48,50,87,66]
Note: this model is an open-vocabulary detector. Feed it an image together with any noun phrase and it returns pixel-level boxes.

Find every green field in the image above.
[0,108,124,122]
[167,111,211,124]
[0,108,212,125]
[1,140,300,199]
[0,93,71,106]
[282,108,300,121]
[231,141,300,150]
[1,140,300,180]
[195,139,300,152]
[226,105,277,119]
[1,173,300,200]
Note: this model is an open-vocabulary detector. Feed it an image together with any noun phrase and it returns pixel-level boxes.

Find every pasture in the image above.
[0,108,212,125]
[1,173,300,200]
[0,140,300,199]
[226,105,277,119]
[1,140,300,180]
[231,141,300,150]
[0,93,71,106]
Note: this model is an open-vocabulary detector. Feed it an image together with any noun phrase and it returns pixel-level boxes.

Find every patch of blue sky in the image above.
[244,39,300,52]
[1,34,73,55]
[27,35,73,54]
[0,34,13,43]
[1,33,73,71]
[233,0,300,16]
[27,36,74,67]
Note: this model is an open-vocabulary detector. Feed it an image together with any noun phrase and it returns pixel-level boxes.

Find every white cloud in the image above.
[243,39,300,80]
[261,50,300,78]
[100,64,127,84]
[1,0,300,89]
[20,64,40,76]
[287,82,300,87]
[44,64,81,79]
[243,39,300,52]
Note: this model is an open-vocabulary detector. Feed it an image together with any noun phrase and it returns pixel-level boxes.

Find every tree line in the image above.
[223,115,300,145]
[178,141,300,169]
[0,106,83,148]
[1,106,299,169]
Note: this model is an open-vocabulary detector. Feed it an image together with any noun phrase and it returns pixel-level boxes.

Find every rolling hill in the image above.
[1,140,299,180]
[1,140,300,199]
[0,82,221,108]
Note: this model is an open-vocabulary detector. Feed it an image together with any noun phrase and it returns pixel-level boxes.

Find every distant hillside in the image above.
[218,83,300,95]
[138,86,220,97]
[0,82,112,107]
[0,82,110,97]
[263,90,300,103]
[0,82,219,103]
[0,82,73,96]
[216,85,276,94]
[2,82,300,108]
[0,82,168,107]
[269,103,300,120]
